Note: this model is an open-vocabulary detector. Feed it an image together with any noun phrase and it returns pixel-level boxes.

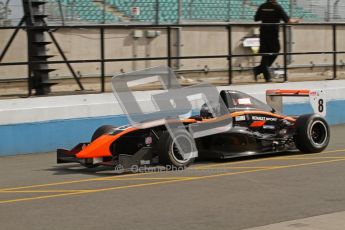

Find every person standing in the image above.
[253,0,299,82]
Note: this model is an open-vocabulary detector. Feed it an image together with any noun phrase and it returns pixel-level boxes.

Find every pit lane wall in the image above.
[1,80,345,156]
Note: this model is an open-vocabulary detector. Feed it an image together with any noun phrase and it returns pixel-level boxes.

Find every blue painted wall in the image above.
[284,100,345,124]
[0,115,129,156]
[0,100,344,156]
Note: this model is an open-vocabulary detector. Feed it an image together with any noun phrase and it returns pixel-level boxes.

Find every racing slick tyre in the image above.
[85,125,118,168]
[83,158,99,169]
[91,125,118,142]
[294,114,330,153]
[157,130,196,169]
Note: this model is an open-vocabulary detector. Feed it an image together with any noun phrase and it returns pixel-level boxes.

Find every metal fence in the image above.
[297,0,345,22]
[1,0,345,26]
[0,22,344,96]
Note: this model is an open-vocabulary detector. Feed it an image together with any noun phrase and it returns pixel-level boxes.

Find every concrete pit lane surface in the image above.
[1,125,345,230]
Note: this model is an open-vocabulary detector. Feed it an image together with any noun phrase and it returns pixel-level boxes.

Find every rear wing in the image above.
[266,89,326,117]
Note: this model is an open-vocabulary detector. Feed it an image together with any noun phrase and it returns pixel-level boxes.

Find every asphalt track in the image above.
[1,125,345,230]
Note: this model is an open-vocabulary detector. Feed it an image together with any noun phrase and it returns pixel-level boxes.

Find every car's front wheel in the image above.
[294,114,330,153]
[91,125,118,142]
[157,130,196,169]
[84,125,118,168]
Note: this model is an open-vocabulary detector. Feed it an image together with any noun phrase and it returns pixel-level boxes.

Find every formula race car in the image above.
[57,88,330,171]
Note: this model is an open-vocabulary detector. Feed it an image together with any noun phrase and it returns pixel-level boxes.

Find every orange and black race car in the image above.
[57,89,330,171]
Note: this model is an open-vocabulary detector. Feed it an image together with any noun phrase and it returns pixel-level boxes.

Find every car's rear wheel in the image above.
[294,114,330,153]
[157,130,196,169]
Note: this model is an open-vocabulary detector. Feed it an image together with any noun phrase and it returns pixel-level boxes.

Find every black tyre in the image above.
[294,114,330,153]
[83,158,98,169]
[157,130,196,169]
[84,125,118,169]
[91,125,118,142]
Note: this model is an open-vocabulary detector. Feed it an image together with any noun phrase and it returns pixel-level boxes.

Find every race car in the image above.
[57,88,330,171]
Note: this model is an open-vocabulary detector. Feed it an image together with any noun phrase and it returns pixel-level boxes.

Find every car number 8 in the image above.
[318,99,324,113]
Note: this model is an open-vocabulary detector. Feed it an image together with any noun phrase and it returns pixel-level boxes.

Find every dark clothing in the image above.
[255,33,280,80]
[254,0,290,81]
[254,0,290,37]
